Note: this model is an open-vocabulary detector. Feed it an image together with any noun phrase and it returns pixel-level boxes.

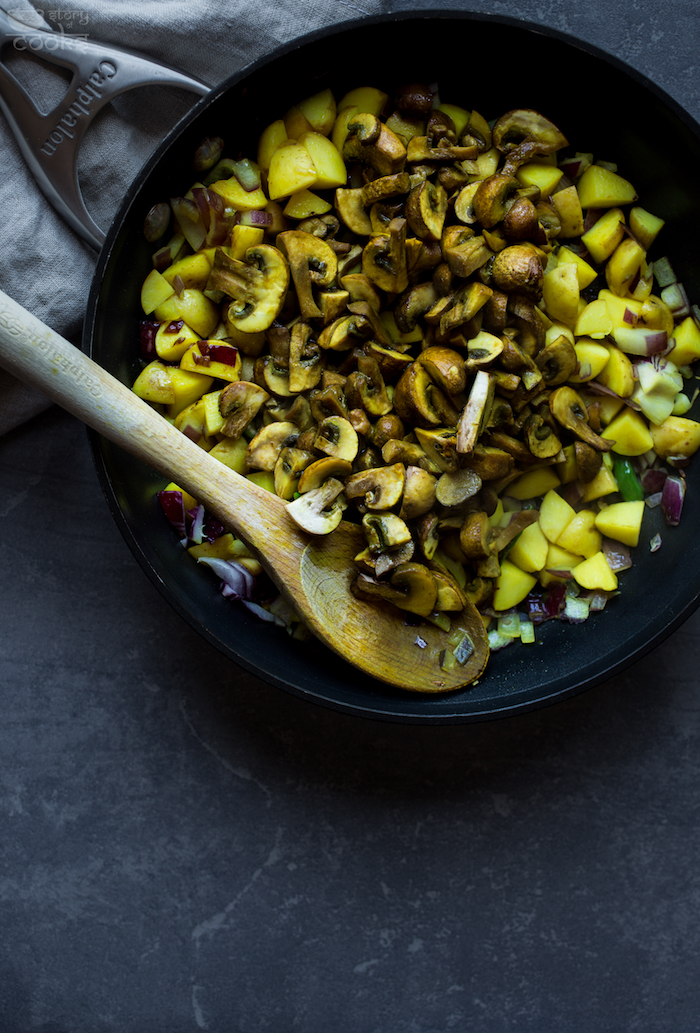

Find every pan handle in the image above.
[0,7,210,250]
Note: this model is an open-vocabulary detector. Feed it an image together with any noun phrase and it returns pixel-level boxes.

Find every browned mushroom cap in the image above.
[417,347,467,395]
[435,467,483,508]
[462,444,514,481]
[334,188,373,235]
[255,354,292,397]
[309,383,350,422]
[352,561,438,617]
[442,231,493,279]
[361,172,412,206]
[462,109,493,151]
[340,273,383,310]
[394,82,434,118]
[456,370,495,454]
[492,109,568,171]
[297,456,353,493]
[245,421,300,471]
[277,230,338,320]
[405,136,478,164]
[508,295,547,354]
[394,362,461,428]
[491,244,544,298]
[318,312,370,352]
[438,281,494,337]
[405,180,448,241]
[207,244,289,333]
[316,290,350,326]
[535,334,578,386]
[286,477,347,535]
[472,173,520,229]
[218,380,270,438]
[431,568,468,612]
[503,197,544,242]
[343,113,407,176]
[549,386,613,451]
[273,446,315,500]
[400,466,438,520]
[345,463,406,510]
[313,415,359,462]
[575,441,603,483]
[464,330,504,373]
[344,353,393,417]
[523,413,562,458]
[381,438,441,474]
[362,217,409,293]
[459,510,492,559]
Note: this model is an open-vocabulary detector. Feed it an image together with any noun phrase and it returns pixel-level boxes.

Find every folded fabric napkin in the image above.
[0,0,385,434]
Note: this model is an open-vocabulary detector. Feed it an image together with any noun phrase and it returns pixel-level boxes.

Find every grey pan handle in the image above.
[0,6,209,250]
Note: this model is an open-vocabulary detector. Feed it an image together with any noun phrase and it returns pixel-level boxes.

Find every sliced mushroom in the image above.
[340,273,383,310]
[308,383,349,422]
[405,180,448,240]
[297,456,353,493]
[208,244,289,333]
[438,282,494,337]
[462,444,514,481]
[352,562,438,617]
[245,420,299,471]
[345,463,406,510]
[381,438,441,474]
[361,172,411,205]
[464,330,504,373]
[277,230,338,320]
[503,197,544,242]
[256,354,293,397]
[364,342,415,380]
[456,370,495,454]
[286,477,347,535]
[400,466,438,520]
[417,347,467,395]
[413,426,460,473]
[435,468,483,508]
[296,213,340,240]
[362,217,409,293]
[374,541,416,578]
[318,312,370,352]
[442,232,493,279]
[535,334,578,386]
[523,413,562,458]
[313,415,359,462]
[343,114,407,176]
[472,173,519,229]
[369,200,405,236]
[394,362,461,428]
[459,510,492,559]
[431,569,468,612]
[273,446,315,500]
[575,441,603,483]
[453,181,481,225]
[492,109,568,172]
[370,414,406,449]
[346,301,394,347]
[549,386,613,451]
[218,380,270,438]
[394,282,440,333]
[288,321,324,393]
[316,290,350,326]
[344,354,392,417]
[362,513,413,554]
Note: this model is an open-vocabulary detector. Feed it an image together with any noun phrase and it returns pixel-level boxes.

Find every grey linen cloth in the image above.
[0,0,386,434]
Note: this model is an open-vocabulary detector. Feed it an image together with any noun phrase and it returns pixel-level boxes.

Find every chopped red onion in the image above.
[197,557,255,599]
[652,256,676,289]
[623,306,638,325]
[660,474,686,526]
[188,504,206,544]
[198,341,239,366]
[139,319,160,360]
[645,491,663,509]
[172,274,185,297]
[602,538,632,571]
[236,209,273,227]
[650,533,662,552]
[661,281,690,319]
[641,467,667,494]
[157,489,188,537]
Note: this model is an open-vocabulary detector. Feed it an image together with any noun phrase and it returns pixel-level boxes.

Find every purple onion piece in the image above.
[602,538,632,572]
[188,504,206,544]
[641,467,668,494]
[157,490,187,537]
[661,474,686,526]
[139,319,160,360]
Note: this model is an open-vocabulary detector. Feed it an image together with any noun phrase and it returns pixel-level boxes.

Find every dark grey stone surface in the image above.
[3,3,700,1031]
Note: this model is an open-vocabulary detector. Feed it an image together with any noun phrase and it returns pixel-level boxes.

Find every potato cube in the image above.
[209,436,248,473]
[649,416,700,459]
[550,185,584,238]
[556,246,597,289]
[165,368,214,418]
[180,342,241,383]
[154,320,200,362]
[492,560,537,611]
[605,238,647,296]
[602,408,653,456]
[516,162,563,195]
[572,551,618,591]
[569,340,610,383]
[336,86,388,116]
[209,177,268,212]
[506,467,561,500]
[539,544,583,587]
[539,489,576,544]
[154,289,220,338]
[297,131,347,189]
[577,165,637,208]
[132,360,176,405]
[267,139,317,200]
[594,500,645,547]
[556,509,602,558]
[581,208,626,264]
[574,297,613,339]
[141,268,175,315]
[668,315,700,366]
[508,521,549,573]
[629,206,665,250]
[595,345,635,398]
[162,251,213,292]
[579,459,618,502]
[542,263,580,325]
[257,119,288,172]
[296,88,337,136]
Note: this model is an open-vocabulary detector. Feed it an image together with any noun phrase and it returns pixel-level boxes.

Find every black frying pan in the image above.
[56,12,700,721]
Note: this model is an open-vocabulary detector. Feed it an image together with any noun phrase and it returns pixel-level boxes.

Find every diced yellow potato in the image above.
[209,177,268,212]
[516,162,563,195]
[575,297,613,338]
[331,105,359,152]
[556,246,597,289]
[629,206,665,250]
[556,509,602,558]
[154,289,220,338]
[174,398,217,450]
[630,263,653,301]
[539,489,576,544]
[508,521,549,573]
[180,341,242,383]
[594,500,645,547]
[257,119,288,172]
[492,560,537,611]
[555,444,578,484]
[581,208,626,263]
[602,408,653,455]
[580,456,618,502]
[162,251,213,292]
[506,467,561,500]
[667,315,700,366]
[141,268,176,315]
[266,139,317,200]
[283,189,333,219]
[572,551,618,591]
[436,103,470,137]
[649,416,700,459]
[577,164,637,208]
[188,533,242,561]
[569,339,610,383]
[595,344,635,397]
[605,238,647,296]
[336,86,387,117]
[539,543,583,587]
[586,391,625,425]
[283,105,314,140]
[163,482,198,510]
[165,367,214,417]
[227,224,265,261]
[296,88,337,136]
[545,321,575,347]
[201,389,225,437]
[246,470,276,492]
[297,131,347,188]
[550,185,584,238]
[154,320,200,362]
[542,262,580,325]
[208,436,248,473]
[132,359,176,404]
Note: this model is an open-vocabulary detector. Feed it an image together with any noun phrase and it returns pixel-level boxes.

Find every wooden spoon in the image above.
[0,290,489,692]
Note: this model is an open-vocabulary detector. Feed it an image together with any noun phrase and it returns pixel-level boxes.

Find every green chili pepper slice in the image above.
[613,458,644,502]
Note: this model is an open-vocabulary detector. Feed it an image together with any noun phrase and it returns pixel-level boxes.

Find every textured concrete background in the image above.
[2,2,700,1031]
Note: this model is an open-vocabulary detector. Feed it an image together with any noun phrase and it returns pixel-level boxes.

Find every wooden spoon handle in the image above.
[0,289,293,556]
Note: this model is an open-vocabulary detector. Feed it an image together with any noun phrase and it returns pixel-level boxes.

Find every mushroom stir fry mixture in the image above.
[134,82,700,669]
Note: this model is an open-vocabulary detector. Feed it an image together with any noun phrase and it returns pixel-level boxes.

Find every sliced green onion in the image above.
[519,619,535,644]
[498,613,521,639]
